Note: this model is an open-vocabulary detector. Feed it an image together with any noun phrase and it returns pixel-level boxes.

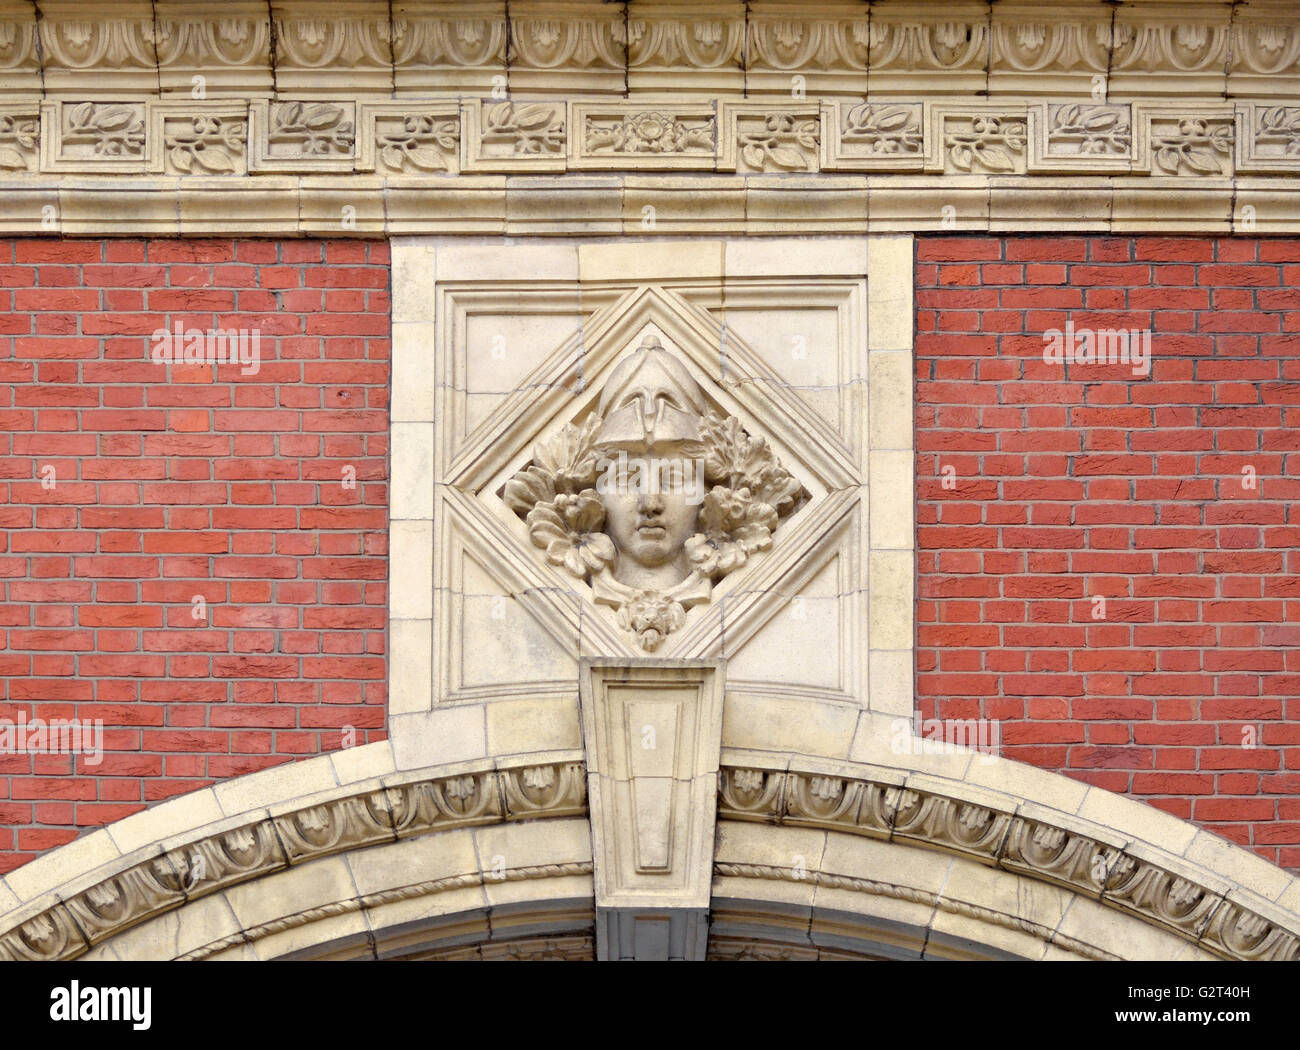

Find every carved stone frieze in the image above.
[720,103,820,173]
[820,101,924,172]
[357,102,460,175]
[1134,103,1237,177]
[926,104,1029,175]
[1027,102,1134,174]
[148,101,248,176]
[1236,103,1300,174]
[573,103,717,170]
[249,99,356,172]
[461,99,567,172]
[0,92,1298,230]
[39,100,148,172]
[0,106,37,173]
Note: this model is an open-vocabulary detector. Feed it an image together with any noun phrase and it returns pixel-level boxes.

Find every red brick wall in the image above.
[916,235,1300,871]
[3,233,1298,879]
[0,239,390,873]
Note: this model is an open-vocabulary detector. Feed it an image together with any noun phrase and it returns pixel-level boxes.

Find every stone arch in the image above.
[2,739,1297,961]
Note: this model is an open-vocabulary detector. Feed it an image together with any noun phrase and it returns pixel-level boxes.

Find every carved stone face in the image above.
[502,330,804,650]
[598,457,700,590]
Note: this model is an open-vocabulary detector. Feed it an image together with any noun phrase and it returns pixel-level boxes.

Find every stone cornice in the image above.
[1,2,1298,232]
[2,1,1299,99]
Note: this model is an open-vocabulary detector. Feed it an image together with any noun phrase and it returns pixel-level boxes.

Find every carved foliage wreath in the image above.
[503,409,804,594]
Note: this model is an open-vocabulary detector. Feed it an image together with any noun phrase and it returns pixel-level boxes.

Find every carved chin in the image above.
[625,535,675,565]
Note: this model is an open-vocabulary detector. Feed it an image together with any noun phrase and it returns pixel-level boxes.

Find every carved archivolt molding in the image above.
[718,767,1300,963]
[711,862,1118,961]
[0,761,587,962]
[4,758,1298,962]
[178,862,596,961]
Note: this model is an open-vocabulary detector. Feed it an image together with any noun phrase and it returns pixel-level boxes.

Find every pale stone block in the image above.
[869,450,914,549]
[1183,830,1296,904]
[390,239,438,324]
[720,305,844,431]
[712,872,816,912]
[436,241,578,283]
[1077,785,1199,859]
[820,833,951,897]
[107,787,224,857]
[389,520,433,619]
[388,619,433,715]
[812,893,935,958]
[866,236,914,351]
[867,649,913,718]
[390,322,436,423]
[6,830,120,903]
[622,176,747,234]
[0,187,59,233]
[965,754,1089,816]
[900,773,1016,819]
[714,820,827,874]
[868,350,913,450]
[579,240,724,282]
[101,891,245,961]
[58,185,181,235]
[203,942,260,961]
[724,237,869,278]
[850,711,974,780]
[223,855,358,932]
[213,753,338,817]
[250,909,371,960]
[869,549,913,650]
[505,177,622,234]
[940,855,1073,935]
[727,562,842,691]
[928,907,1046,960]
[298,179,386,234]
[474,818,593,890]
[329,740,396,787]
[484,695,582,755]
[346,828,481,897]
[391,423,435,520]
[0,878,17,915]
[462,310,584,432]
[744,179,869,235]
[1054,894,1204,961]
[389,706,487,770]
[176,180,301,234]
[482,868,591,912]
[722,693,858,759]
[988,178,1113,231]
[364,888,491,952]
[1277,879,1300,917]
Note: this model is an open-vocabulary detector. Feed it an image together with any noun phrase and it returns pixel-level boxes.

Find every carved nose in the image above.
[640,490,664,514]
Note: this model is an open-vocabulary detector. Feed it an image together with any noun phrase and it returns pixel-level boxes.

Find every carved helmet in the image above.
[595,333,706,451]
